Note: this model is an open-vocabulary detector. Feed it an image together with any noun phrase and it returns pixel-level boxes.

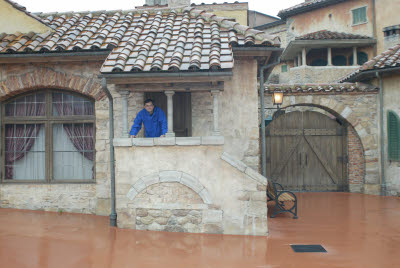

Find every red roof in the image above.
[296,30,372,41]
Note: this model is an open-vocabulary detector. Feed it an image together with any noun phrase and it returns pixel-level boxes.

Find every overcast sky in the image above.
[16,0,304,17]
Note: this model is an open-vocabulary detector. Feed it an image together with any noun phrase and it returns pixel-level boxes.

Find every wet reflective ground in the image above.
[0,192,399,268]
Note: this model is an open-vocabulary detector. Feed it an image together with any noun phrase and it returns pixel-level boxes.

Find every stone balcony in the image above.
[279,65,360,84]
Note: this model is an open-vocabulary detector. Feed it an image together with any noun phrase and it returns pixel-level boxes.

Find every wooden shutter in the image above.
[388,111,400,160]
[353,7,367,24]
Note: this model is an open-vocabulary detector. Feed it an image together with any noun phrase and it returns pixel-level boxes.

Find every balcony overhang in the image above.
[281,39,377,61]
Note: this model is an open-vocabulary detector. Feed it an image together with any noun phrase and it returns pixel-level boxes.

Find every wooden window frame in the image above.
[1,90,96,183]
[351,6,368,26]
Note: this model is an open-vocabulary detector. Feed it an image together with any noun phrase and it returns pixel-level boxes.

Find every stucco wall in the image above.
[114,145,268,235]
[0,1,51,34]
[382,74,400,196]
[286,0,374,45]
[375,0,400,54]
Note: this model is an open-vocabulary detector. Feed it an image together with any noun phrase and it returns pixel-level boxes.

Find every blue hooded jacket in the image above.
[130,106,168,137]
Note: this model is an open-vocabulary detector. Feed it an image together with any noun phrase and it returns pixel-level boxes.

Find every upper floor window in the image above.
[388,110,400,161]
[2,90,95,182]
[352,6,367,25]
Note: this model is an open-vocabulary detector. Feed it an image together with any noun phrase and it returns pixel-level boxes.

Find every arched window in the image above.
[388,110,400,161]
[349,52,369,65]
[2,90,95,182]
[332,55,347,66]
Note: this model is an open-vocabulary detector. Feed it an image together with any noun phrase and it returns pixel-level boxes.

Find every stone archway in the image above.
[0,67,104,101]
[126,170,213,204]
[276,94,379,193]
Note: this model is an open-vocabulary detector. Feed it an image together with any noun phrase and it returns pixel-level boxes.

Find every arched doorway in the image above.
[266,111,348,191]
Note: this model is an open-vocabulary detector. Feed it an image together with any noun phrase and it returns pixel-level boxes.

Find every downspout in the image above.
[260,56,281,177]
[377,72,386,195]
[372,0,377,57]
[101,78,117,226]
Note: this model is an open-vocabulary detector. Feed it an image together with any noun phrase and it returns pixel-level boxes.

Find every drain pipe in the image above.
[260,56,281,177]
[377,72,386,195]
[101,78,117,226]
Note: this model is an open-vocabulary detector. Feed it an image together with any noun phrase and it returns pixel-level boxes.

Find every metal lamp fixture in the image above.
[272,92,284,105]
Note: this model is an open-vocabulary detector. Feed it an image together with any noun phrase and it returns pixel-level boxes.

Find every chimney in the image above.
[144,0,191,7]
[168,0,191,8]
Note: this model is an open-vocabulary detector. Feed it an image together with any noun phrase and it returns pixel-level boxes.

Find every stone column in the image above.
[165,90,175,137]
[353,47,358,66]
[327,47,332,66]
[119,90,130,138]
[297,54,302,66]
[211,90,221,136]
[302,48,307,66]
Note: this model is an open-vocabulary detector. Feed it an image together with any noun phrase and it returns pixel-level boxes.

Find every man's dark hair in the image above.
[144,99,154,105]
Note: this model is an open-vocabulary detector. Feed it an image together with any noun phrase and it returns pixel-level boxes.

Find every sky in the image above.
[16,0,304,17]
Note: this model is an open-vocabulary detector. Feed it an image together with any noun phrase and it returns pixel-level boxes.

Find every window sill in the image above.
[113,136,225,147]
[352,21,368,27]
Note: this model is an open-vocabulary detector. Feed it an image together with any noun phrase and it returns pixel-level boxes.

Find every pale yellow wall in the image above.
[375,0,400,54]
[382,74,400,196]
[287,0,374,40]
[0,0,51,34]
[213,10,248,26]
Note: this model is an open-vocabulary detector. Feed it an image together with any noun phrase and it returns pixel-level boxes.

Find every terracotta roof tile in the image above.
[339,44,400,82]
[265,83,379,94]
[0,7,279,73]
[296,30,372,40]
[278,0,347,18]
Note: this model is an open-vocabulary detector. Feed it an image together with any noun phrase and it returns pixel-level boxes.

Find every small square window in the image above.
[281,65,288,73]
[352,6,367,25]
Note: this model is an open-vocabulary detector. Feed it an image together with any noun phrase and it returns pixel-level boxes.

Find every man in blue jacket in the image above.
[130,99,168,138]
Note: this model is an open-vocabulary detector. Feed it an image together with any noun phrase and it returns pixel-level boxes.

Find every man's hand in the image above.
[160,135,166,138]
[131,135,136,138]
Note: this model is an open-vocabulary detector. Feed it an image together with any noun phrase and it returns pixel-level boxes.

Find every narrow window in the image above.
[352,6,367,25]
[281,65,288,73]
[388,111,400,161]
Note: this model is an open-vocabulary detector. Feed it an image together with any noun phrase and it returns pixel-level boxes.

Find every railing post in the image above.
[211,89,221,136]
[164,90,175,137]
[119,90,130,138]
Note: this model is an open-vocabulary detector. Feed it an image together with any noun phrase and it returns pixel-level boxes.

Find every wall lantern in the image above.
[272,92,284,106]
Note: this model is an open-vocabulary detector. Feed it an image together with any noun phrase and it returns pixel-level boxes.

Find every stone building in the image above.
[0,0,282,235]
[261,0,400,196]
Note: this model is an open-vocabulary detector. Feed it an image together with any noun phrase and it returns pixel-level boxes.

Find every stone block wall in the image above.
[114,145,268,236]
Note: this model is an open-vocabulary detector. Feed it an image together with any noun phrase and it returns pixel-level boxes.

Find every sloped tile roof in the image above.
[278,0,348,18]
[296,30,372,40]
[265,83,379,94]
[0,7,280,73]
[339,44,400,82]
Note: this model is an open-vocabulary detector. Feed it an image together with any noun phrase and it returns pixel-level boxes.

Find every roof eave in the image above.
[0,51,111,63]
[342,66,400,82]
[281,39,377,60]
[278,0,348,19]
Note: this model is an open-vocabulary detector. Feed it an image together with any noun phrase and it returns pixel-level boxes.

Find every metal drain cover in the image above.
[291,244,327,253]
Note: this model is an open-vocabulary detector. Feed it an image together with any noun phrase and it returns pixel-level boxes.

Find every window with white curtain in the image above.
[2,90,95,182]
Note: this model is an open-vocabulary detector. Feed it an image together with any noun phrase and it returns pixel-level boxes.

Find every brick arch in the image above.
[126,170,213,205]
[0,68,105,101]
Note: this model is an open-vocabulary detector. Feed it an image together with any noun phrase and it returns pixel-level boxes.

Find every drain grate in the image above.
[291,244,327,253]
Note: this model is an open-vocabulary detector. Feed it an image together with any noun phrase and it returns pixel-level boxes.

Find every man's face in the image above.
[144,102,154,113]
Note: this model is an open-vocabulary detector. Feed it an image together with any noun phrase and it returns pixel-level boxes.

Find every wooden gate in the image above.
[266,111,348,191]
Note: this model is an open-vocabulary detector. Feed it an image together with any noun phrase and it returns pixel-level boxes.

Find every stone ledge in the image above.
[113,136,225,147]
[130,203,208,210]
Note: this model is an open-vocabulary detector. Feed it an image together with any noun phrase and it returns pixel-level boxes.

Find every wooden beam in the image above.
[105,75,231,85]
[115,82,224,92]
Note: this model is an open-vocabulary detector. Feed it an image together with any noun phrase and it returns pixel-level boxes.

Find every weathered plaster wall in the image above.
[264,92,380,194]
[0,1,51,34]
[286,0,374,44]
[221,59,260,170]
[114,146,268,235]
[0,62,110,215]
[382,74,400,196]
[375,0,400,53]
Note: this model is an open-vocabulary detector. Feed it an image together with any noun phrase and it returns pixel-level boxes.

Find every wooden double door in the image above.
[145,92,192,137]
[266,111,348,192]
